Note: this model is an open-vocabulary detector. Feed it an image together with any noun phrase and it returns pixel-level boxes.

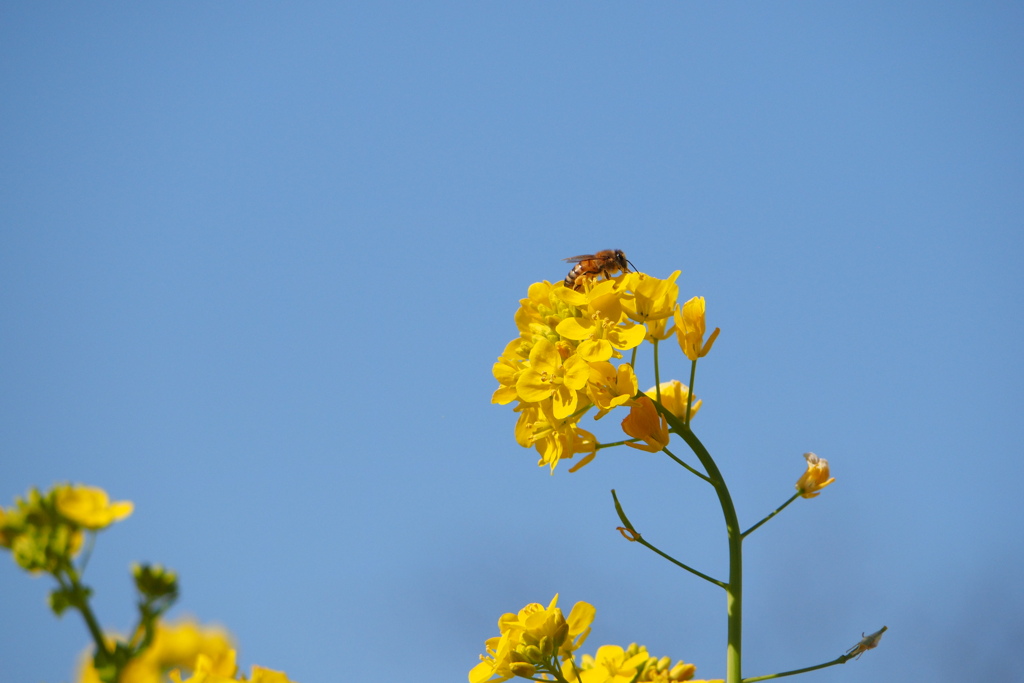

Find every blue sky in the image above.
[2,3,1022,682]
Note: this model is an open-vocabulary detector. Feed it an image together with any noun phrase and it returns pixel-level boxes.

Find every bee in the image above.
[563,249,635,290]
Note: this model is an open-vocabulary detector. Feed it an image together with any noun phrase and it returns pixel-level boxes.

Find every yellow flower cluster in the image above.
[566,643,721,683]
[0,483,132,573]
[170,652,296,683]
[469,595,596,683]
[469,598,720,683]
[76,619,297,683]
[77,619,235,683]
[492,271,717,472]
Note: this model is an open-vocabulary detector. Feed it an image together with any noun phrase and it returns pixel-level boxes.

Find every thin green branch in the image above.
[684,359,697,427]
[741,493,801,539]
[653,339,662,404]
[635,536,727,589]
[742,652,858,682]
[610,490,726,588]
[661,446,712,483]
[57,567,110,659]
[597,438,640,449]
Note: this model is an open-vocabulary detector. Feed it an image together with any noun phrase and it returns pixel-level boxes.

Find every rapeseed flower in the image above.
[588,362,638,418]
[795,452,835,498]
[621,396,670,452]
[470,595,595,683]
[0,484,127,572]
[169,650,298,683]
[516,339,590,419]
[674,297,720,361]
[645,381,701,422]
[571,644,650,683]
[567,643,715,683]
[555,280,645,362]
[78,619,235,683]
[56,484,133,530]
[621,272,680,325]
[494,268,710,472]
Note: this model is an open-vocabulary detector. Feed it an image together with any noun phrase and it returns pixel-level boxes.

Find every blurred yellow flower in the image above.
[1,485,86,571]
[795,452,835,498]
[621,396,670,452]
[78,619,235,683]
[169,651,298,683]
[673,297,720,361]
[56,485,133,530]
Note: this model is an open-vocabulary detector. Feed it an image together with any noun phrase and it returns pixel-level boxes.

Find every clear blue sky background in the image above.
[2,4,1022,682]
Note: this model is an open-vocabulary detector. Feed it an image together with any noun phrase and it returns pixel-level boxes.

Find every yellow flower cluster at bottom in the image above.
[565,643,720,683]
[170,652,295,683]
[470,595,595,683]
[76,619,297,683]
[470,599,719,683]
[77,620,234,683]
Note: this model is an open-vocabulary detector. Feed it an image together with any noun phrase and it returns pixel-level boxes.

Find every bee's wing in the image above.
[563,254,597,263]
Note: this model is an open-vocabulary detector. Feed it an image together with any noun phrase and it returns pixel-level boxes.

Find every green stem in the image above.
[597,438,640,449]
[653,339,662,404]
[661,446,712,483]
[611,489,725,588]
[741,653,856,682]
[58,567,110,660]
[636,536,727,589]
[685,360,697,427]
[741,493,801,539]
[652,398,743,683]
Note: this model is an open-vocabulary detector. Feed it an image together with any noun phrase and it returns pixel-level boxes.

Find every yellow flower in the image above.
[644,381,701,422]
[470,596,595,683]
[56,485,133,530]
[0,505,14,549]
[621,396,670,452]
[78,619,235,683]
[645,316,675,343]
[169,651,296,683]
[246,665,297,683]
[673,297,720,361]
[621,271,680,325]
[588,362,638,418]
[795,452,835,498]
[635,654,697,682]
[2,485,86,572]
[168,653,236,683]
[512,281,580,358]
[569,644,709,683]
[574,644,650,683]
[492,340,527,405]
[556,282,646,362]
[516,340,590,419]
[513,403,598,473]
